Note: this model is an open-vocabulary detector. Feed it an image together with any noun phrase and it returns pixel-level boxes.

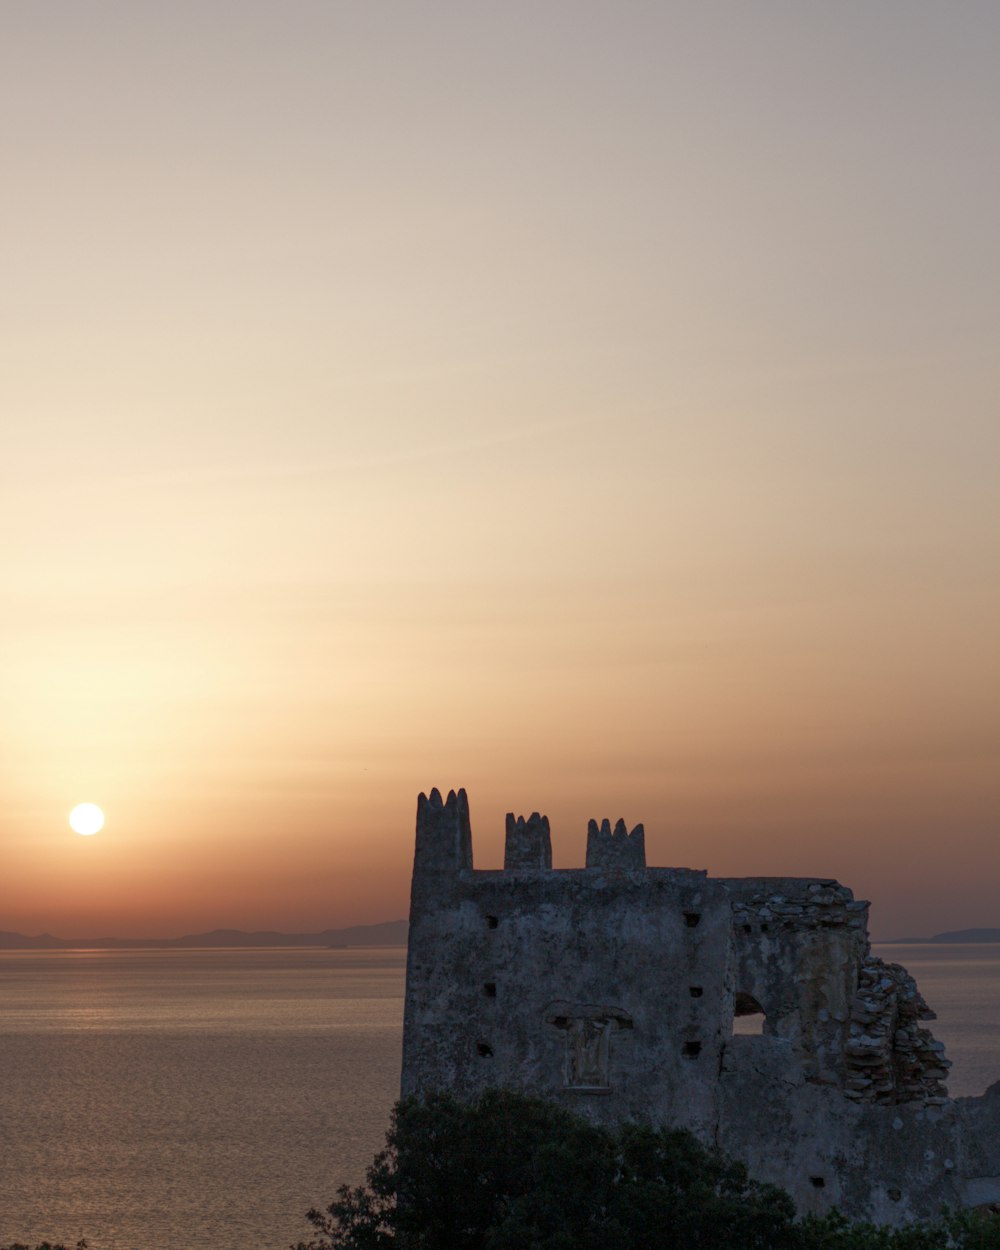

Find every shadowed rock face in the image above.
[401,789,1000,1225]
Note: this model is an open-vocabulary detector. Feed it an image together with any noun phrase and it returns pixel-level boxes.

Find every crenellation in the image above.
[585,817,646,870]
[504,811,552,871]
[413,787,473,876]
[402,789,999,1226]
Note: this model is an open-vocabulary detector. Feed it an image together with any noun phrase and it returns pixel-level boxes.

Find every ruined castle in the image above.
[401,788,1000,1224]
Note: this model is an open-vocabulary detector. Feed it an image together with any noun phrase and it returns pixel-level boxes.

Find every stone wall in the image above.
[724,878,869,1087]
[845,955,950,1106]
[401,788,1000,1225]
[402,790,734,1139]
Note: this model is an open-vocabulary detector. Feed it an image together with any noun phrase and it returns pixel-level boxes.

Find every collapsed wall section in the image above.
[845,955,951,1105]
[722,878,868,1085]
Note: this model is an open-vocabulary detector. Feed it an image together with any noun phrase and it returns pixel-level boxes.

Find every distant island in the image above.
[885,928,1000,944]
[0,919,408,950]
[5,921,998,950]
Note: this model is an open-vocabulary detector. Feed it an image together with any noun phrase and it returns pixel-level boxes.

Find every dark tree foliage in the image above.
[7,1103,1000,1250]
[0,1242,88,1250]
[294,1091,1000,1250]
[797,1208,1000,1250]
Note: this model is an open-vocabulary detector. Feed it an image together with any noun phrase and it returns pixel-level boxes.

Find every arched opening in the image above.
[732,990,766,1036]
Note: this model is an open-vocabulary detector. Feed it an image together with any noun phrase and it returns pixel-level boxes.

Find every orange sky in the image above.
[3,3,998,941]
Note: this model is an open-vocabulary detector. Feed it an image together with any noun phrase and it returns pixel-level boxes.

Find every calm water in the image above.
[0,948,405,1250]
[1,943,998,1249]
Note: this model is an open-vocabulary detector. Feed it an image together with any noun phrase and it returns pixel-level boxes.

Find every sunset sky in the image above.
[3,2,998,941]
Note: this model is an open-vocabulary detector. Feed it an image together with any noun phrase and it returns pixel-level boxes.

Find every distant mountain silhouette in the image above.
[887,928,1000,944]
[5,921,996,949]
[0,919,408,950]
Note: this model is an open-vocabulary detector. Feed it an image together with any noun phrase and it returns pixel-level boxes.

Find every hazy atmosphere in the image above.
[3,2,998,941]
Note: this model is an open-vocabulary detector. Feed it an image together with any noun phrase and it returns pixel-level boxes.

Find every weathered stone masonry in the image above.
[401,788,1000,1224]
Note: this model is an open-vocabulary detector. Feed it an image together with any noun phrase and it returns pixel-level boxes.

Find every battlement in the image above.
[504,812,552,870]
[413,792,653,877]
[586,817,646,870]
[413,787,472,873]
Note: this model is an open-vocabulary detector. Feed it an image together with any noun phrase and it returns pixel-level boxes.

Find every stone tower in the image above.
[401,789,1000,1224]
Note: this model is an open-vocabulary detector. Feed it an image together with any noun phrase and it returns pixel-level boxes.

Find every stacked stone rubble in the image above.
[845,955,951,1106]
[730,880,867,934]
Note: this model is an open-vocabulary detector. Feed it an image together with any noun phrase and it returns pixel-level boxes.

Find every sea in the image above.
[0,942,998,1250]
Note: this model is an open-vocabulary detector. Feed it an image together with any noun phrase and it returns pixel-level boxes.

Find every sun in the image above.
[69,803,105,836]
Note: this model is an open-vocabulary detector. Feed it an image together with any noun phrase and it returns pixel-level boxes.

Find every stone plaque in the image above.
[546,1003,633,1091]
